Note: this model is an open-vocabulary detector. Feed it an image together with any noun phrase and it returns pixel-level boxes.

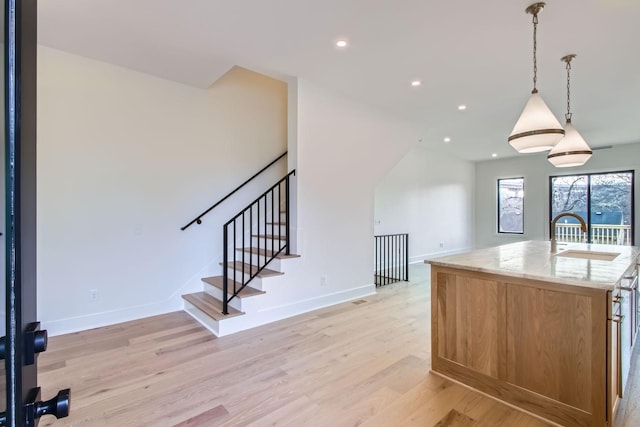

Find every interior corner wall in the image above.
[474,142,640,249]
[275,79,420,307]
[374,145,475,262]
[37,46,288,335]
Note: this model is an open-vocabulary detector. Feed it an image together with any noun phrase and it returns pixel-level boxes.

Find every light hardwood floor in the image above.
[39,264,640,426]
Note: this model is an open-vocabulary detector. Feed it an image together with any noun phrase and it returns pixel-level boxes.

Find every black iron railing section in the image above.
[181,151,287,231]
[222,170,296,314]
[374,233,409,286]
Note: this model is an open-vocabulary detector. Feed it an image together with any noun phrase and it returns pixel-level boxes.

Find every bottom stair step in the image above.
[182,292,244,321]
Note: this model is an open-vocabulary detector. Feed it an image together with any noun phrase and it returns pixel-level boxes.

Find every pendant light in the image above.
[508,3,565,153]
[547,54,593,167]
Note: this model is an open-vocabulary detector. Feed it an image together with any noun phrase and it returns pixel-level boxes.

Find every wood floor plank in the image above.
[38,264,639,426]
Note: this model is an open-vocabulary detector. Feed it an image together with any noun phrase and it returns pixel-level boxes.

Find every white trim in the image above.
[43,257,222,337]
[216,284,376,336]
[42,295,182,337]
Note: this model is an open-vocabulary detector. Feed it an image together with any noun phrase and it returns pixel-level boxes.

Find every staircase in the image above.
[181,170,298,336]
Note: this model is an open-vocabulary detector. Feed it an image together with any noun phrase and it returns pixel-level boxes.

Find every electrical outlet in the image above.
[439,242,444,248]
[320,275,328,286]
[89,289,99,302]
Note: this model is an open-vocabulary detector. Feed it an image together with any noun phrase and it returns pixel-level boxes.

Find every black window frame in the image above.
[497,177,525,235]
[549,170,635,245]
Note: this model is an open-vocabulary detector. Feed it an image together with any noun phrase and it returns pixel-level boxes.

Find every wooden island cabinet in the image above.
[428,241,640,427]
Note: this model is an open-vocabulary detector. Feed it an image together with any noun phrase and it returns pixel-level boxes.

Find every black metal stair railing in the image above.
[181,151,287,231]
[222,170,296,314]
[374,233,409,286]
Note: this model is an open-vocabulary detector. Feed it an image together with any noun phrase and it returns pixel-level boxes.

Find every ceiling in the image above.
[38,0,640,161]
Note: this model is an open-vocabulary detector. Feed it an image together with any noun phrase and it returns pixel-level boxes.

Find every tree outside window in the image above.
[498,178,524,234]
[550,171,634,245]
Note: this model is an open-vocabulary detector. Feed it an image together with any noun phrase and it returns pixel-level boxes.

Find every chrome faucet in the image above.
[550,212,587,252]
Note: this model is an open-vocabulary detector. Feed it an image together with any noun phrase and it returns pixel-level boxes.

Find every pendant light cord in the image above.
[532,12,539,93]
[565,59,572,121]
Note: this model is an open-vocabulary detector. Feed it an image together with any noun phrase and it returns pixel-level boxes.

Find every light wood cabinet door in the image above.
[434,271,505,380]
[506,283,595,413]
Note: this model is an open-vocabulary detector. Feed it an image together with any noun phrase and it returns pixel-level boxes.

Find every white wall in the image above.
[374,145,475,262]
[475,143,640,248]
[267,79,420,309]
[37,47,288,335]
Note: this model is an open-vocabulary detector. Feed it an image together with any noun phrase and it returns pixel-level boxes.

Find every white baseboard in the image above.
[42,295,183,337]
[216,284,376,336]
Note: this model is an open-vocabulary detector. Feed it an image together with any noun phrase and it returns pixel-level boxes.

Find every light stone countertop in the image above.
[426,240,640,290]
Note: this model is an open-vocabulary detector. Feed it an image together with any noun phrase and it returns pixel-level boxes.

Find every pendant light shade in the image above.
[547,54,592,167]
[547,121,592,167]
[509,92,565,153]
[509,3,565,153]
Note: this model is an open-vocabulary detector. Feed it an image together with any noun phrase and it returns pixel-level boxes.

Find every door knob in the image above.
[35,388,71,420]
[0,322,47,362]
[23,387,71,426]
[24,322,48,365]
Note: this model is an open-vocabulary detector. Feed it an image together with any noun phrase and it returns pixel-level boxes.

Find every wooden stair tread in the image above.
[251,234,286,240]
[182,292,243,320]
[240,247,300,259]
[220,261,284,277]
[202,276,265,298]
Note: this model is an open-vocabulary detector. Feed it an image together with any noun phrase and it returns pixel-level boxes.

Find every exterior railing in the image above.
[554,223,632,245]
[374,233,409,286]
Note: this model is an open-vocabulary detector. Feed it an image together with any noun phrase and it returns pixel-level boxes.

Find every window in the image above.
[498,178,524,234]
[550,171,634,245]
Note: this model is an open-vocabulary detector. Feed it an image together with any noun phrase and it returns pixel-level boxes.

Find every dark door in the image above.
[1,1,69,425]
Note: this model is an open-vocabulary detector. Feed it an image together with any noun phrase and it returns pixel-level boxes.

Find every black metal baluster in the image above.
[249,205,253,278]
[384,235,388,286]
[263,194,268,269]
[223,225,229,314]
[391,235,395,282]
[380,236,383,286]
[388,236,392,285]
[278,182,282,252]
[405,234,409,281]
[285,176,291,255]
[242,212,246,287]
[382,236,386,286]
[271,189,275,256]
[396,234,399,281]
[391,234,398,282]
[392,235,395,282]
[233,220,237,298]
[374,236,378,286]
[257,195,261,270]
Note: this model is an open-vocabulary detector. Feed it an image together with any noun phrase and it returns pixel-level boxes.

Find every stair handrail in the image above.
[180,151,288,231]
[222,170,296,314]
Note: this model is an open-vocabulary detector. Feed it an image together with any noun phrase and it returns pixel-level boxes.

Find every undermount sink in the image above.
[554,249,621,261]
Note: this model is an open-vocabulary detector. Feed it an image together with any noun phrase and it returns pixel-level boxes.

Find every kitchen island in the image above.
[427,241,640,427]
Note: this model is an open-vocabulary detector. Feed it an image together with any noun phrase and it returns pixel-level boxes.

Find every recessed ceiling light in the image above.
[411,80,421,87]
[492,153,498,158]
[444,137,451,143]
[336,40,348,48]
[458,105,467,111]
